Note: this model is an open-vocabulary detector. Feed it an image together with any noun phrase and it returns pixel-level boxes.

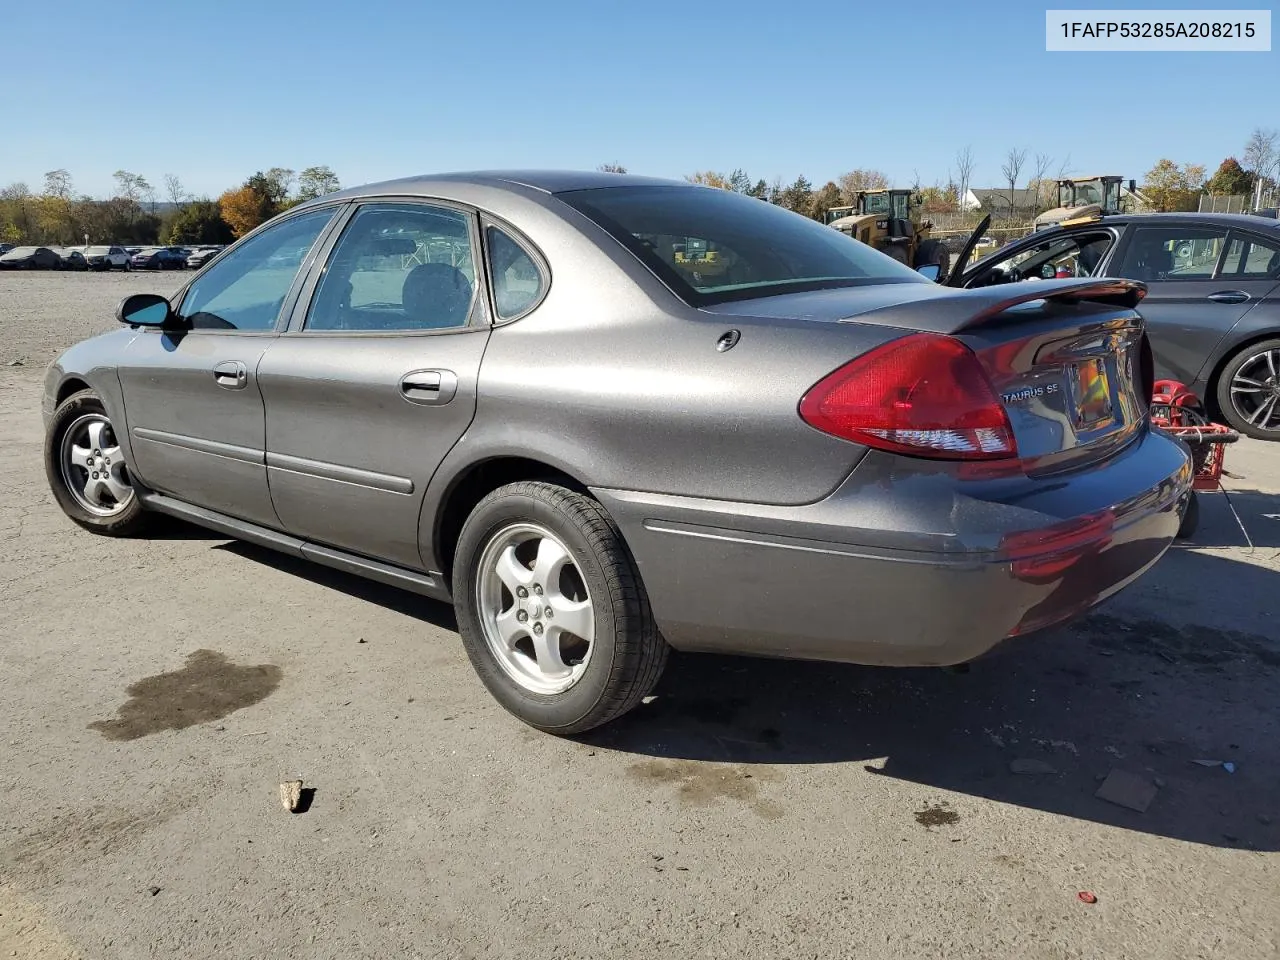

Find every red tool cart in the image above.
[1149,379,1240,538]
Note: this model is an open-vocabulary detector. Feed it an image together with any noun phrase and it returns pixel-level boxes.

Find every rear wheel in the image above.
[914,238,951,279]
[1215,338,1280,440]
[452,480,668,734]
[44,389,146,535]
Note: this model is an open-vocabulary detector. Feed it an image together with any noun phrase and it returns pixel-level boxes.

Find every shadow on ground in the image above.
[587,544,1280,851]
[180,503,1278,852]
[212,540,458,631]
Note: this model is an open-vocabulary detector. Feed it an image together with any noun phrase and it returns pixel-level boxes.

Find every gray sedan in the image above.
[41,171,1193,733]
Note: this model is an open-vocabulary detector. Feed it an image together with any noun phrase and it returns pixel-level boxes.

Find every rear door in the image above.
[258,200,492,570]
[1107,222,1271,383]
[116,207,339,526]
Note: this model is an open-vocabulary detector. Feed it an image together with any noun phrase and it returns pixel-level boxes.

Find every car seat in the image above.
[1130,237,1172,281]
[401,263,473,328]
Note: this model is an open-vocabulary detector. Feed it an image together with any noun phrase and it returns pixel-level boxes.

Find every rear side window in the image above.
[557,185,927,306]
[1115,226,1227,281]
[486,225,544,319]
[1220,233,1280,279]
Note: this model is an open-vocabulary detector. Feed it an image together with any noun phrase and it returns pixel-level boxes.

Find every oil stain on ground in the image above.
[89,649,281,741]
[915,803,961,829]
[628,759,784,819]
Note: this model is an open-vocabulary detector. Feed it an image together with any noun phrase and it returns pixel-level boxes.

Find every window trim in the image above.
[285,196,490,338]
[166,201,348,336]
[478,214,552,325]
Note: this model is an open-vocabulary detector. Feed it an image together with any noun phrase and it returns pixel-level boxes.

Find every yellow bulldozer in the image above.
[826,188,950,278]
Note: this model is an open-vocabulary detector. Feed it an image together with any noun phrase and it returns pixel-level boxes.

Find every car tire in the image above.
[1176,490,1199,540]
[914,238,951,279]
[1214,338,1280,440]
[44,389,147,536]
[452,480,668,734]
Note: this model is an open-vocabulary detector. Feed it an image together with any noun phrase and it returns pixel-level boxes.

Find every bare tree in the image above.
[164,174,189,209]
[1028,152,1054,211]
[953,146,975,210]
[597,163,627,174]
[1056,154,1074,180]
[836,168,888,204]
[43,169,73,199]
[1244,127,1279,206]
[1000,147,1028,220]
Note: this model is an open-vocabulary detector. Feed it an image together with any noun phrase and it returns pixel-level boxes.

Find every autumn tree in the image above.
[1142,159,1206,212]
[686,170,734,189]
[219,184,275,237]
[1206,157,1253,196]
[837,168,888,204]
[296,165,341,200]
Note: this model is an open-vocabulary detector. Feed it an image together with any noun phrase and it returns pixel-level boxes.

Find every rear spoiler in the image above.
[841,278,1148,335]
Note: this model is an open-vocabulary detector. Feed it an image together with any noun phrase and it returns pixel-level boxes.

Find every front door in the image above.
[258,201,490,569]
[116,207,339,527]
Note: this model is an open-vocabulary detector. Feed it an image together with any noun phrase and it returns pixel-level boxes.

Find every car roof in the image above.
[311,169,688,205]
[1073,211,1280,231]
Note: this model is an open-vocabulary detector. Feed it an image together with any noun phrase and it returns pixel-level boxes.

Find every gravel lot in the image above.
[2,271,1279,959]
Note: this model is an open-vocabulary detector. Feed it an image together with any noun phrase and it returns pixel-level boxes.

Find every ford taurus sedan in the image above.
[42,171,1193,733]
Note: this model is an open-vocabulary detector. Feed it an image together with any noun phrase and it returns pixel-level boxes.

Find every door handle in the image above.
[1207,290,1250,304]
[213,360,248,389]
[399,369,458,406]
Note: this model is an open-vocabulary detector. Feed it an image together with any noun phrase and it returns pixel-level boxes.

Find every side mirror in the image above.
[117,292,175,328]
[916,264,942,281]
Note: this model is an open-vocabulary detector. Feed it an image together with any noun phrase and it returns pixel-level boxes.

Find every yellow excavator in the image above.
[825,188,950,277]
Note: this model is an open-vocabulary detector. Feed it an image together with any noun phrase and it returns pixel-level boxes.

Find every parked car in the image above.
[0,245,61,269]
[164,246,191,267]
[41,171,1192,733]
[960,212,1280,439]
[185,245,223,269]
[53,248,89,271]
[0,243,13,256]
[130,247,185,270]
[83,245,133,271]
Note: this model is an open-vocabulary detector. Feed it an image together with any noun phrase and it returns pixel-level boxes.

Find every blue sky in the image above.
[1,0,1275,198]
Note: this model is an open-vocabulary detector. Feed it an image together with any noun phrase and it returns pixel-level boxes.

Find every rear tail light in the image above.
[799,333,1017,460]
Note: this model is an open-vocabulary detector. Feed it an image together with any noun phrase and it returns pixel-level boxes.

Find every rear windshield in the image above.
[557,185,927,306]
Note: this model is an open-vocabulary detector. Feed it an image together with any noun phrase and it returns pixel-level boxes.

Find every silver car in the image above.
[41,171,1193,733]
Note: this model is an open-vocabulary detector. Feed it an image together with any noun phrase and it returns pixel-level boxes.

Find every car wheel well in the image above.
[56,378,91,406]
[1205,331,1280,419]
[434,457,590,580]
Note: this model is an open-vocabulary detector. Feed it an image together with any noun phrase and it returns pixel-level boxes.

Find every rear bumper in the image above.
[593,427,1193,666]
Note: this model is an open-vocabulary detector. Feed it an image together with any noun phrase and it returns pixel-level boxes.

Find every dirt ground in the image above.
[2,271,1278,959]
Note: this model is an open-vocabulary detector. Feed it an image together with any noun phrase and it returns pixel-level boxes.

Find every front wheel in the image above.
[44,389,147,535]
[914,238,951,280]
[1215,338,1280,440]
[452,481,668,734]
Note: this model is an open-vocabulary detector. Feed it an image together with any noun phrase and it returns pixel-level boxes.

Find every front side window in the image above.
[1220,233,1280,279]
[558,185,926,306]
[486,225,544,320]
[306,203,478,332]
[1116,226,1227,282]
[178,209,334,330]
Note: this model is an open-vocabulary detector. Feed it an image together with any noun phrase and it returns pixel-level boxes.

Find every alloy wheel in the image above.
[1229,347,1280,433]
[59,413,134,516]
[475,522,595,695]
